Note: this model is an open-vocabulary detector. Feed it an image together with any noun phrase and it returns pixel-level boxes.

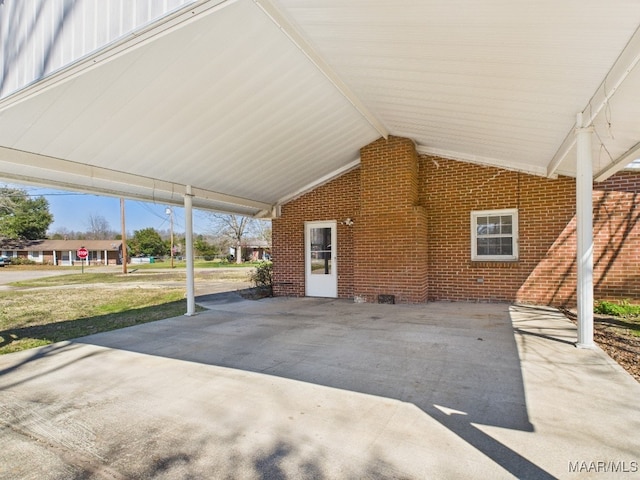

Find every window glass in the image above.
[310,227,332,274]
[471,209,518,261]
[487,216,500,234]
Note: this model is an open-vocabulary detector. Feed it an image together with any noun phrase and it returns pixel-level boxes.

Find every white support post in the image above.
[575,112,594,348]
[184,185,196,316]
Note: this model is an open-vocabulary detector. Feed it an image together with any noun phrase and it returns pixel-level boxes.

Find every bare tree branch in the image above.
[85,214,112,240]
[207,213,255,263]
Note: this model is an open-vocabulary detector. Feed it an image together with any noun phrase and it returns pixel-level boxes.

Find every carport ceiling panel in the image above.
[277,0,640,174]
[0,0,378,204]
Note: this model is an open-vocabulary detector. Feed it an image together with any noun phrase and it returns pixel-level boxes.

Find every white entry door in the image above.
[305,221,337,298]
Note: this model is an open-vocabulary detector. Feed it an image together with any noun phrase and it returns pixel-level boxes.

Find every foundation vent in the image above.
[378,294,395,304]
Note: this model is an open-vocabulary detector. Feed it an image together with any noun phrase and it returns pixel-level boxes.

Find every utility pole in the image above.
[120,197,127,274]
[166,207,174,268]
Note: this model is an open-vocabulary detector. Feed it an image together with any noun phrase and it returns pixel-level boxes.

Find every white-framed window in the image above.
[471,209,518,261]
[28,251,42,262]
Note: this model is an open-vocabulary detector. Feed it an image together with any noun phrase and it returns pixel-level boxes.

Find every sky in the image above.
[7,183,213,236]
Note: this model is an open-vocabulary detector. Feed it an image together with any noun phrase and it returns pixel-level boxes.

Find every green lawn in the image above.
[0,270,224,354]
[129,259,264,269]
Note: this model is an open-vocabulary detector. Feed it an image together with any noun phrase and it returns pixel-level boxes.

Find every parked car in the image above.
[0,257,4,267]
[0,255,10,265]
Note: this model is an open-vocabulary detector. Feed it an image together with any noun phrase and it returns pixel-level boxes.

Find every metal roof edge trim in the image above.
[0,146,272,212]
[416,145,552,178]
[548,22,640,177]
[276,158,361,208]
[594,141,640,182]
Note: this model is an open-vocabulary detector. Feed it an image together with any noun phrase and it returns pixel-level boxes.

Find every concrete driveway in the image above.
[0,296,638,479]
[0,268,78,285]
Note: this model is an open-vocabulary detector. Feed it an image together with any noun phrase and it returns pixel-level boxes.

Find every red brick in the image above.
[273,137,640,307]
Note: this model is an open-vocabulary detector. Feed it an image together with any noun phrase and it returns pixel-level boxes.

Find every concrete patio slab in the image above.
[0,297,638,479]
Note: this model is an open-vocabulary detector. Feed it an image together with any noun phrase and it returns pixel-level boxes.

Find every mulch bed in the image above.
[238,286,273,300]
[561,309,640,383]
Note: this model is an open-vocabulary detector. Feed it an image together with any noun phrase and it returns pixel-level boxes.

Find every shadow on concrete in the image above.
[510,303,578,346]
[59,295,556,479]
[0,342,106,391]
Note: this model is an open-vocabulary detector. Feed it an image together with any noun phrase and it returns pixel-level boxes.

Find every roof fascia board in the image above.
[547,23,640,178]
[277,158,361,206]
[0,0,238,112]
[416,145,552,178]
[0,146,272,212]
[594,141,640,182]
[252,0,388,140]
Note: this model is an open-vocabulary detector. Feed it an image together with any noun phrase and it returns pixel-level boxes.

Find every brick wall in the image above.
[272,169,360,298]
[422,158,579,304]
[422,159,640,305]
[592,173,640,300]
[355,136,428,303]
[272,137,640,306]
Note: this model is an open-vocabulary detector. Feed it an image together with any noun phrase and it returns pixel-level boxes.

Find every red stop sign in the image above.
[77,247,88,259]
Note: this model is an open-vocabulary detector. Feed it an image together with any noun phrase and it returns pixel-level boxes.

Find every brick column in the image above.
[354,136,428,303]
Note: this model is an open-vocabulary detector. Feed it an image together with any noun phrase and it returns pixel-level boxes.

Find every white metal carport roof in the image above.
[1,0,639,217]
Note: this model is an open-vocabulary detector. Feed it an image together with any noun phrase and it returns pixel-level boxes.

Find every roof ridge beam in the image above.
[252,0,388,139]
[547,23,640,178]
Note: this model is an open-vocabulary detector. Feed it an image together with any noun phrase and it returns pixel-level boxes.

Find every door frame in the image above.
[305,220,338,298]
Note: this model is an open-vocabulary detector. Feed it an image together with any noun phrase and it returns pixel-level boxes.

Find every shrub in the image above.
[10,257,36,265]
[595,300,640,317]
[250,261,273,291]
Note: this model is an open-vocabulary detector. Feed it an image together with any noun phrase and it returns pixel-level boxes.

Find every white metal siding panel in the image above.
[0,0,193,98]
[0,0,639,214]
[0,0,379,206]
[277,0,640,175]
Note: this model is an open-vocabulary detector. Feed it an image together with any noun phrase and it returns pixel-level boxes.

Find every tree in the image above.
[254,219,272,244]
[207,214,254,264]
[194,235,220,260]
[0,187,53,239]
[129,228,167,257]
[86,214,113,240]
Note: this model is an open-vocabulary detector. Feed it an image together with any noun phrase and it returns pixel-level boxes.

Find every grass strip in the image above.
[10,269,252,288]
[0,287,204,355]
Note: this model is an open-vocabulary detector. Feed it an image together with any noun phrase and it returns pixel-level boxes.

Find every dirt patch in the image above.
[562,309,640,383]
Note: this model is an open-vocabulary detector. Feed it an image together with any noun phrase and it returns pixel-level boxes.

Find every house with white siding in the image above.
[0,239,123,266]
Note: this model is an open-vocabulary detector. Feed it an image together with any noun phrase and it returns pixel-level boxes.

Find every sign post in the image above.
[77,247,88,273]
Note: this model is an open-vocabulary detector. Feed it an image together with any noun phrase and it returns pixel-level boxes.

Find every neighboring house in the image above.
[272,136,640,307]
[244,239,270,262]
[229,240,270,262]
[0,240,124,266]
